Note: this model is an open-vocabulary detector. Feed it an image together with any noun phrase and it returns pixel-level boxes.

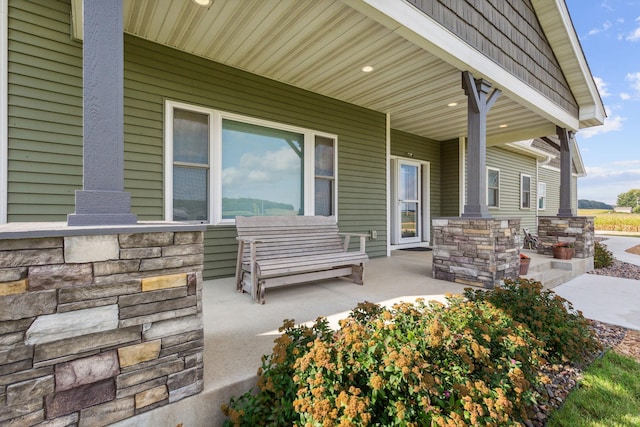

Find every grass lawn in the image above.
[547,350,640,426]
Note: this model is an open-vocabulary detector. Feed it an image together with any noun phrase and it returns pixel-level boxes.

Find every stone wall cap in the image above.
[0,222,208,240]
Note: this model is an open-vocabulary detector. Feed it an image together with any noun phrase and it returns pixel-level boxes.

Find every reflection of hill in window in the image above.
[222,198,296,219]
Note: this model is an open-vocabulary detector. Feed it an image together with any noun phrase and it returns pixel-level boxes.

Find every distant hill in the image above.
[578,199,613,210]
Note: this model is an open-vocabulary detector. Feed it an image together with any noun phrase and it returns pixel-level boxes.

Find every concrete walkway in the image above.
[553,235,640,331]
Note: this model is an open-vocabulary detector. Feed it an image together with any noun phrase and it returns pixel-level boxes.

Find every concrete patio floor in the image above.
[113,249,557,427]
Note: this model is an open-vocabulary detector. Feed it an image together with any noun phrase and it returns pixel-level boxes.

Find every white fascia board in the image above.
[570,137,586,176]
[345,0,580,131]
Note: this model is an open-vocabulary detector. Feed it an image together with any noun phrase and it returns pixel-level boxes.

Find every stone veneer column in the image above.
[432,218,520,289]
[0,225,205,426]
[537,216,595,258]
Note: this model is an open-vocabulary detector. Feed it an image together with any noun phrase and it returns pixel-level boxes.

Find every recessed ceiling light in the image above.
[499,124,508,128]
[192,0,211,6]
[361,65,374,73]
[447,102,458,107]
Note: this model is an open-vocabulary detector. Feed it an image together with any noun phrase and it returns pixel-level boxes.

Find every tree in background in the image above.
[616,189,640,213]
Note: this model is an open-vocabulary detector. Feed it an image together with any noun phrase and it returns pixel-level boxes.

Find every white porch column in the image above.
[67,0,137,226]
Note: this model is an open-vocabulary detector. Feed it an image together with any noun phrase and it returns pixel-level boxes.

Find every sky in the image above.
[565,0,640,206]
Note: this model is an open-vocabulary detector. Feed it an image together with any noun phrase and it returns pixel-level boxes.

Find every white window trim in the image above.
[520,173,532,209]
[538,182,547,211]
[487,167,500,208]
[164,100,338,225]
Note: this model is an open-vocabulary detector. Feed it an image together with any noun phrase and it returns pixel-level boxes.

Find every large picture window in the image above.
[165,101,337,224]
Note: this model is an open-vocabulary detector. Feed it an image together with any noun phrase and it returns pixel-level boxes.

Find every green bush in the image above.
[464,278,601,364]
[223,298,548,426]
[593,241,614,269]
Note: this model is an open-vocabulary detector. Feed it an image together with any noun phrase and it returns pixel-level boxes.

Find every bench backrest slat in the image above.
[236,216,345,262]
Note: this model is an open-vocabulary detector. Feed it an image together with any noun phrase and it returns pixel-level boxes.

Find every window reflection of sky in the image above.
[222,120,304,211]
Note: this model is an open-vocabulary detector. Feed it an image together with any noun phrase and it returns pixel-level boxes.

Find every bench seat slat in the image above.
[249,252,368,278]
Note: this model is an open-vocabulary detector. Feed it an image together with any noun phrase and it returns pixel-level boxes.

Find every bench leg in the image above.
[348,264,364,285]
[258,281,266,304]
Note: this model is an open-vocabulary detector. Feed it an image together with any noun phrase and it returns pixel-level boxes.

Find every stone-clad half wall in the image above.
[537,216,595,258]
[0,228,205,426]
[432,218,520,289]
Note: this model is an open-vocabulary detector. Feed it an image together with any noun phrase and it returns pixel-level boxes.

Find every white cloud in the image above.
[627,17,640,41]
[626,72,640,95]
[593,77,611,97]
[579,165,640,204]
[222,147,300,186]
[620,92,631,100]
[588,21,612,36]
[578,115,625,138]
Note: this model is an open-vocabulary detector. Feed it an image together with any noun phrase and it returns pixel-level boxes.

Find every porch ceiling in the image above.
[121,0,557,144]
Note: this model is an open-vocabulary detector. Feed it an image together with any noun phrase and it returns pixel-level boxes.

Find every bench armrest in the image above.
[338,232,367,252]
[236,237,263,244]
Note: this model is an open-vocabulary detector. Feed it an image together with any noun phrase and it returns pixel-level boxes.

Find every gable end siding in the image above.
[406,0,578,116]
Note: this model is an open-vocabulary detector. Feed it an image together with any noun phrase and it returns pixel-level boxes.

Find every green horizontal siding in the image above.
[7,1,388,280]
[440,140,460,217]
[538,166,559,215]
[7,0,83,222]
[486,147,537,236]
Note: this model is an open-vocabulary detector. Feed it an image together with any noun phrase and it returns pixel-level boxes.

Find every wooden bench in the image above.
[235,216,369,304]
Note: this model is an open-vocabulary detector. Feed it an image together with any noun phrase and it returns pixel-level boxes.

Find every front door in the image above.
[394,159,421,244]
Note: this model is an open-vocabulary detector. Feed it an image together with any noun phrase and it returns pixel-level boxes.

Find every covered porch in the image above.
[111,247,588,427]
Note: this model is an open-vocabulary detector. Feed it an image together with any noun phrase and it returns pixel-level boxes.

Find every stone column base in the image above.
[537,216,595,258]
[432,217,520,289]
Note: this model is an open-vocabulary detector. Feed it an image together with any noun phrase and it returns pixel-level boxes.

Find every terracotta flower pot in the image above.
[552,246,573,260]
[519,257,530,275]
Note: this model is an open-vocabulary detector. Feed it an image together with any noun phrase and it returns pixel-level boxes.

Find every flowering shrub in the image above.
[221,317,333,426]
[464,278,601,364]
[223,298,549,426]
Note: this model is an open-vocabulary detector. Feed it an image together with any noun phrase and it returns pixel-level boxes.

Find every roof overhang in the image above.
[530,0,606,128]
[71,0,604,144]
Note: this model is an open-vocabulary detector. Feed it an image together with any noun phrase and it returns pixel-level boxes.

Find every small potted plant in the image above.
[552,242,574,259]
[519,253,530,275]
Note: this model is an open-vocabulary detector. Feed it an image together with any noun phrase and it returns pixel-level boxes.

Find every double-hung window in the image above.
[521,174,532,209]
[538,182,546,210]
[487,168,500,208]
[165,101,337,224]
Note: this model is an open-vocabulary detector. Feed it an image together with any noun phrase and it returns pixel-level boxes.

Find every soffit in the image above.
[117,0,559,143]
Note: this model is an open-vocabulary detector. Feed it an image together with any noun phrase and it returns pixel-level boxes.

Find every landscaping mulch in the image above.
[528,320,628,427]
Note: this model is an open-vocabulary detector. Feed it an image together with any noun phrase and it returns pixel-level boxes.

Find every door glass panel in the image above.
[401,202,417,238]
[400,164,418,201]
